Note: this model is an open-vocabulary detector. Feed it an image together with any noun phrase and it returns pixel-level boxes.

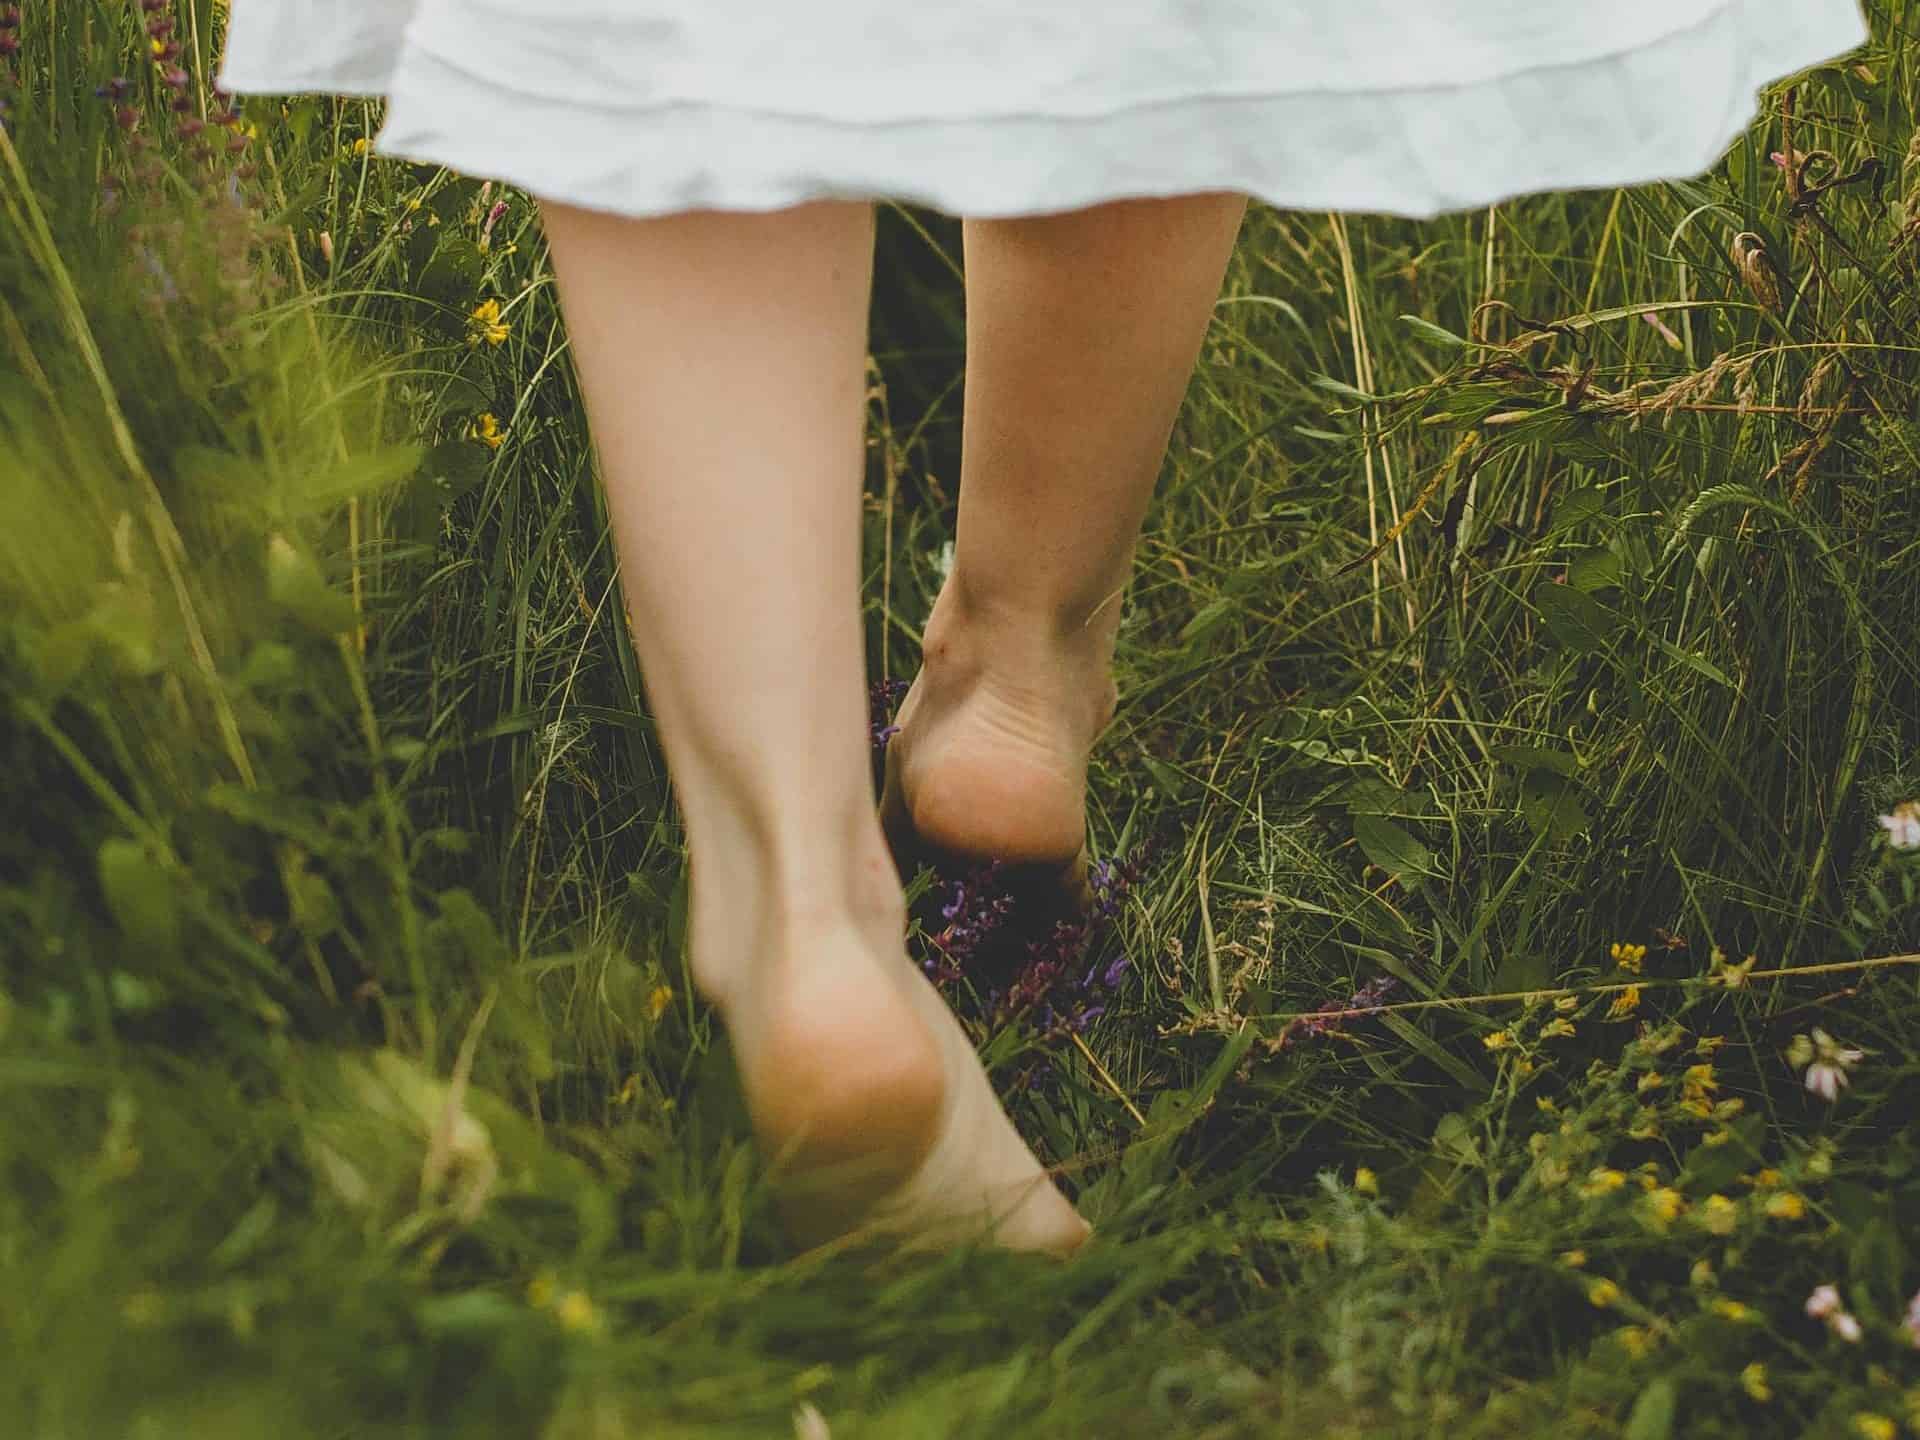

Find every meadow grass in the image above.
[3,3,1920,1436]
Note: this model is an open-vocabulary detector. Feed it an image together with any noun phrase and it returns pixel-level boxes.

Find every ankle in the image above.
[681,801,906,1007]
[934,565,1124,664]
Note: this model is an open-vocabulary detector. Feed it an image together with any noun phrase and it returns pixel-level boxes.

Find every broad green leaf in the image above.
[1533,581,1623,654]
[1354,813,1435,882]
[1398,313,1470,350]
[98,838,180,956]
[1624,1378,1677,1440]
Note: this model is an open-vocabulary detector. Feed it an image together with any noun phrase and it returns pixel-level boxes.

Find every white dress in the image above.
[218,0,1868,221]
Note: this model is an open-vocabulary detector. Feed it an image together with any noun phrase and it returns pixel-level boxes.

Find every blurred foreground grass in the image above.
[2,3,1920,1437]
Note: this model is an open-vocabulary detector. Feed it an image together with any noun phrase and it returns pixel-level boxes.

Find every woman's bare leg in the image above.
[885,193,1249,882]
[540,197,1087,1254]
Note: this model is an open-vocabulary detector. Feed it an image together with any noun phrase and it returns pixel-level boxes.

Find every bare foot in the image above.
[717,915,1091,1257]
[880,588,1119,909]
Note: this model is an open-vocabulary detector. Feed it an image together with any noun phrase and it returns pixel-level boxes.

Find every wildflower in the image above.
[1641,311,1684,350]
[1706,948,1756,988]
[1560,1249,1588,1269]
[351,137,369,156]
[1482,1029,1513,1051]
[1354,1167,1378,1197]
[1637,1071,1665,1092]
[1606,984,1642,1020]
[1644,1187,1686,1227]
[469,298,510,347]
[1614,1326,1654,1358]
[1535,1095,1558,1114]
[1541,1018,1576,1039]
[1554,994,1580,1013]
[1581,1168,1628,1198]
[1789,1028,1865,1102]
[479,198,510,252]
[1690,1259,1716,1288]
[1610,941,1648,973]
[1744,1168,1782,1190]
[1764,1191,1806,1221]
[646,985,673,1022]
[555,1289,598,1334]
[1701,1127,1734,1147]
[469,412,506,450]
[1741,1363,1772,1403]
[1907,1289,1920,1350]
[1588,1278,1621,1308]
[1854,1416,1896,1440]
[1630,1109,1665,1137]
[1700,1194,1739,1235]
[1808,1284,1864,1342]
[526,1272,556,1309]
[1879,802,1920,850]
[1713,1299,1757,1323]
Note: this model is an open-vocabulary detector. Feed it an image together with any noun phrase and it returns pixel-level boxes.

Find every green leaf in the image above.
[1179,597,1236,649]
[1567,548,1625,593]
[1519,770,1592,842]
[1624,1378,1677,1440]
[1489,745,1579,777]
[1533,581,1623,655]
[1398,314,1471,350]
[1353,813,1435,883]
[266,534,359,636]
[98,838,181,956]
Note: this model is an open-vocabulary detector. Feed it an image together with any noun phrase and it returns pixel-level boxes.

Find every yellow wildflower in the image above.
[1702,1128,1735,1147]
[1515,1056,1535,1076]
[526,1272,556,1309]
[1644,1187,1686,1227]
[1695,1034,1727,1056]
[1690,1259,1717,1288]
[1682,1064,1718,1093]
[1482,1029,1513,1051]
[1607,984,1642,1020]
[1707,949,1756,988]
[555,1289,599,1334]
[1614,1325,1654,1358]
[469,298,510,347]
[1626,1116,1663,1141]
[1764,1191,1806,1221]
[1611,941,1648,973]
[469,412,505,450]
[1741,1363,1772,1403]
[1700,1194,1740,1235]
[1554,994,1580,1013]
[1588,1278,1621,1308]
[1853,1415,1896,1440]
[1581,1168,1628,1198]
[1637,1071,1665,1092]
[1541,1018,1576,1039]
[1713,1299,1757,1323]
[1745,1168,1782,1190]
[352,137,370,156]
[646,985,674,1022]
[1354,1167,1378,1197]
[1560,1249,1588,1268]
[1535,1095,1559,1114]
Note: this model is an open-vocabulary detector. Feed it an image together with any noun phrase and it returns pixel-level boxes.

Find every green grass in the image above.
[4,3,1920,1436]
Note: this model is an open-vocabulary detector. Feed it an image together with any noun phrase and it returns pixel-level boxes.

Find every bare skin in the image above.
[540,190,1246,1257]
[540,197,1086,1255]
[883,193,1249,901]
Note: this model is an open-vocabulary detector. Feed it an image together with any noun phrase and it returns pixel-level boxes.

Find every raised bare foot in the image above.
[880,586,1119,911]
[704,905,1091,1257]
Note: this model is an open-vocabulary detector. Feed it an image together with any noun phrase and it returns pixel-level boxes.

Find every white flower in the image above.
[1790,1029,1865,1104]
[1805,1063,1848,1102]
[1806,1284,1864,1342]
[1878,802,1920,850]
[1906,1290,1920,1350]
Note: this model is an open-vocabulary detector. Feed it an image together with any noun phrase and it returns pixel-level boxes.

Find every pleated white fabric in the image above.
[217,0,1869,220]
